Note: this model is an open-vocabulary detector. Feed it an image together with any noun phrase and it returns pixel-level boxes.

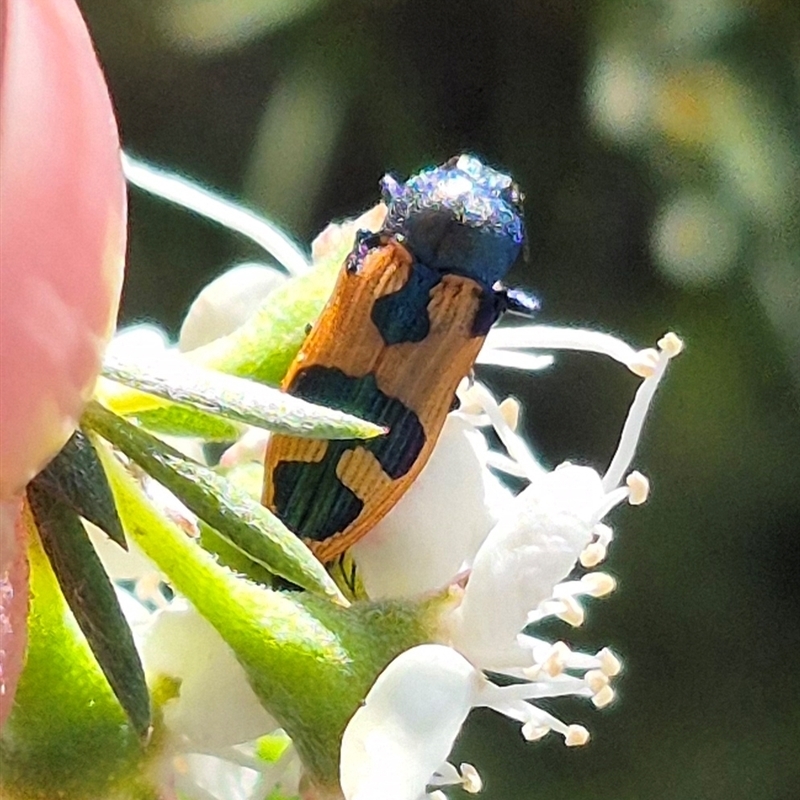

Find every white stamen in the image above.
[499,397,521,431]
[484,326,642,370]
[580,572,617,597]
[628,348,659,377]
[122,154,309,277]
[459,763,482,793]
[429,761,483,794]
[658,331,685,358]
[565,725,590,746]
[592,685,616,708]
[591,486,632,525]
[585,670,609,694]
[476,349,555,372]
[598,648,622,677]
[580,541,607,567]
[603,334,682,491]
[466,382,545,480]
[484,451,531,479]
[522,722,550,741]
[555,595,585,627]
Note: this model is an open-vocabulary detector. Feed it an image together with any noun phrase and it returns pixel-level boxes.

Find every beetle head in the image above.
[380,155,525,287]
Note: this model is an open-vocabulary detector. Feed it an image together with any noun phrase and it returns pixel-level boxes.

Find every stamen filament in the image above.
[485,325,641,368]
[603,337,678,490]
[122,153,310,277]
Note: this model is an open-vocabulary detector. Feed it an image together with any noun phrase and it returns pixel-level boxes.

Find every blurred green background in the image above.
[78,1,800,798]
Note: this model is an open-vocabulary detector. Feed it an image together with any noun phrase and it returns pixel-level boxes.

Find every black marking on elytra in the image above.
[273,366,426,542]
[273,452,364,542]
[370,261,441,345]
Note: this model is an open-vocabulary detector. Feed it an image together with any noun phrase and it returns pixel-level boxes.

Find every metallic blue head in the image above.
[380,155,525,287]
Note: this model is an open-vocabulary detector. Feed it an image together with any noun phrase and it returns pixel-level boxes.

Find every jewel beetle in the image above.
[263,155,534,562]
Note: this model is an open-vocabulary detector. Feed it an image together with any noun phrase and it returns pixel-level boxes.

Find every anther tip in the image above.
[557,596,585,627]
[460,763,483,793]
[499,397,521,431]
[522,722,550,741]
[586,669,610,693]
[598,647,622,676]
[592,685,616,709]
[565,725,590,746]
[581,572,617,597]
[626,471,650,504]
[658,332,684,357]
[629,348,659,377]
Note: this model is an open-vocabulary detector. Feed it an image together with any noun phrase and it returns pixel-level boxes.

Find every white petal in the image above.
[86,520,159,583]
[179,263,286,352]
[107,323,170,358]
[351,415,511,599]
[451,466,604,666]
[176,752,265,800]
[340,645,482,800]
[142,600,276,749]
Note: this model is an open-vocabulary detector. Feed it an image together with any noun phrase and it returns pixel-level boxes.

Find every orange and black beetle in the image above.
[263,155,534,562]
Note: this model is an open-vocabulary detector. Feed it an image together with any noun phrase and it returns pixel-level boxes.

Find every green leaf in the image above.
[102,352,386,440]
[82,401,344,603]
[34,428,126,548]
[25,481,151,738]
[186,256,340,384]
[198,520,275,586]
[131,403,242,441]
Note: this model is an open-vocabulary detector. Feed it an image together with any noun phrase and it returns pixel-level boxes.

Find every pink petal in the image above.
[0,0,126,498]
[0,498,29,729]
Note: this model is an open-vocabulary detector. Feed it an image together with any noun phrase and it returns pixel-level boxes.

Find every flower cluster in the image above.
[339,332,681,798]
[104,207,681,799]
[1,146,682,800]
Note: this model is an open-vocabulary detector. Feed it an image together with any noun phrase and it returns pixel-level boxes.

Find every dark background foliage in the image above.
[78,1,800,797]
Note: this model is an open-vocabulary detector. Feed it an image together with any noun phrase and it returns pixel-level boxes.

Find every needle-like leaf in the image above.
[26,481,151,737]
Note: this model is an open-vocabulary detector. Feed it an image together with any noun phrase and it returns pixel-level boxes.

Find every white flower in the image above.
[142,600,277,751]
[179,262,287,353]
[138,593,301,800]
[340,645,483,800]
[350,414,512,599]
[97,536,301,800]
[340,331,683,800]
